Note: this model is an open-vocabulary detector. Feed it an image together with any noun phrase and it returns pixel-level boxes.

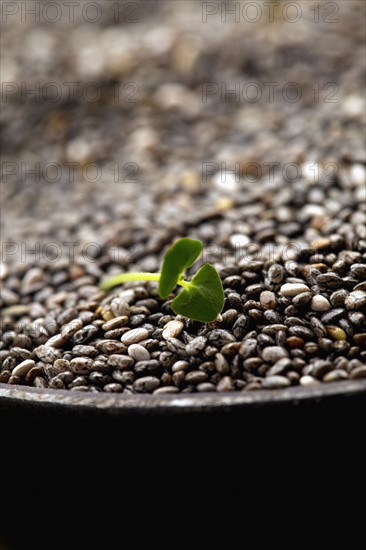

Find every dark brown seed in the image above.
[350,367,366,379]
[133,376,160,393]
[108,355,134,370]
[185,371,208,384]
[268,264,284,284]
[287,336,304,347]
[321,308,346,324]
[239,339,257,359]
[310,317,327,337]
[345,291,366,310]
[289,326,313,340]
[350,264,366,279]
[293,292,313,306]
[317,273,343,289]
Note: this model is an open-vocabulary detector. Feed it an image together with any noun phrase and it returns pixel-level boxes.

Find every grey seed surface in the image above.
[260,291,277,309]
[108,355,135,370]
[197,383,217,392]
[1,23,365,396]
[102,316,129,331]
[345,291,366,310]
[330,289,349,307]
[289,326,314,339]
[268,264,284,284]
[172,371,185,387]
[217,376,235,391]
[34,345,61,363]
[267,358,291,376]
[72,345,98,357]
[111,298,131,317]
[34,377,47,388]
[185,371,208,384]
[262,376,290,389]
[214,353,229,374]
[70,357,93,374]
[128,344,150,362]
[350,264,366,278]
[350,367,366,379]
[239,338,257,358]
[72,325,98,343]
[112,370,134,384]
[321,308,346,324]
[133,376,160,393]
[172,360,190,373]
[61,319,83,340]
[96,340,127,354]
[104,383,123,392]
[121,328,149,345]
[44,334,66,348]
[12,359,36,378]
[153,386,179,394]
[323,370,349,382]
[293,292,313,306]
[49,377,65,389]
[208,329,236,347]
[25,366,43,383]
[317,273,342,288]
[312,362,334,379]
[262,346,289,363]
[185,336,207,355]
[10,347,33,360]
[300,375,320,386]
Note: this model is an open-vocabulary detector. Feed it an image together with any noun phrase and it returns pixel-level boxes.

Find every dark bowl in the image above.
[1,379,364,550]
[1,379,364,452]
[1,379,365,418]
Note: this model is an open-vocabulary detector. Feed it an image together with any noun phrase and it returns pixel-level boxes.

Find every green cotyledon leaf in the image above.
[171,263,224,323]
[158,238,202,299]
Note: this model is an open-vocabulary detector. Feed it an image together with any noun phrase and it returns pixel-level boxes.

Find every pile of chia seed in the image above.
[1,1,365,393]
[1,230,365,393]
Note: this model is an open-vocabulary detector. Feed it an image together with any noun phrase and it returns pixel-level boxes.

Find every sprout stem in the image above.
[100,272,160,291]
[100,272,191,292]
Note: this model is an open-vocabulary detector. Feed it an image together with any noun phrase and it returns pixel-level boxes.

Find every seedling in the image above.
[100,238,224,323]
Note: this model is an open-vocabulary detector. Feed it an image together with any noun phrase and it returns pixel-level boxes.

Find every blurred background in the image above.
[1,0,365,274]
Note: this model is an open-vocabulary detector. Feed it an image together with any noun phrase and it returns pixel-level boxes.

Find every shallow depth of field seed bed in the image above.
[1,1,365,395]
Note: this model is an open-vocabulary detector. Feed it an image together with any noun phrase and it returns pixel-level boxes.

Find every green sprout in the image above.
[100,238,224,323]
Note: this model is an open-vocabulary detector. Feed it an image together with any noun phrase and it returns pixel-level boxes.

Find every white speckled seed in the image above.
[121,328,149,345]
[229,234,250,248]
[162,320,184,340]
[280,283,310,296]
[128,344,150,362]
[311,295,331,312]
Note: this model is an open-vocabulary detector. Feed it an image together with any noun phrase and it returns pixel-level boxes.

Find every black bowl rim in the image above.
[0,379,365,416]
